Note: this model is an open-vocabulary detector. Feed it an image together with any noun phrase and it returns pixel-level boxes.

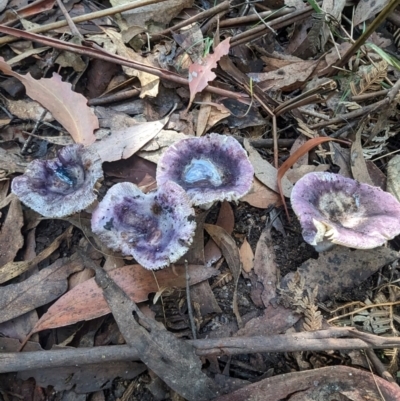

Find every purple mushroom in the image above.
[156,134,254,206]
[290,172,400,251]
[12,144,103,218]
[91,181,196,270]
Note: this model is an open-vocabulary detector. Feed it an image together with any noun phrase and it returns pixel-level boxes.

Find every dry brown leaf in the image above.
[138,130,189,164]
[240,238,254,274]
[90,117,167,162]
[253,227,277,307]
[353,0,390,25]
[105,29,159,98]
[188,38,231,107]
[204,223,242,327]
[0,226,73,284]
[244,139,293,197]
[196,92,212,136]
[285,164,330,184]
[350,125,374,185]
[0,58,98,145]
[249,60,318,92]
[241,178,281,209]
[0,196,24,266]
[204,201,235,267]
[205,105,231,132]
[281,247,399,302]
[214,365,400,401]
[0,255,83,324]
[31,264,217,333]
[110,0,193,28]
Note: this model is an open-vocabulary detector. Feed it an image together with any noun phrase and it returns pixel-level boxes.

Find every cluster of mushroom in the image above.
[13,135,400,268]
[12,134,254,270]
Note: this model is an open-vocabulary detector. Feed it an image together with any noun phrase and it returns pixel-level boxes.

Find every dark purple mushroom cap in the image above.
[156,134,254,206]
[91,181,196,270]
[12,144,103,218]
[291,172,400,250]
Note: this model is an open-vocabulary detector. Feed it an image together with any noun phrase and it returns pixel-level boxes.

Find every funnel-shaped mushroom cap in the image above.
[291,172,400,250]
[12,144,103,218]
[91,181,196,270]
[156,134,254,206]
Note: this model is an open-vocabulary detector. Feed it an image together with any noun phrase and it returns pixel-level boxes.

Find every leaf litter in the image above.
[1,0,400,399]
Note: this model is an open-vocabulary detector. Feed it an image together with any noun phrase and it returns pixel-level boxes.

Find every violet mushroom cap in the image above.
[156,133,254,206]
[91,181,196,270]
[12,144,103,218]
[290,172,400,251]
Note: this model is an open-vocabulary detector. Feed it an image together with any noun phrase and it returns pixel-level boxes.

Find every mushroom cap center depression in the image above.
[183,158,223,187]
[317,191,365,229]
[46,162,85,195]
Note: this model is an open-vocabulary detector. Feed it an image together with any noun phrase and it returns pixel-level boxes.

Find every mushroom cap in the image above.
[91,181,196,270]
[156,133,254,206]
[290,172,400,249]
[11,144,103,218]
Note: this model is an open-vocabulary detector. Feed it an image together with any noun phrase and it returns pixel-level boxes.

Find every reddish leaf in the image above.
[30,264,218,333]
[188,38,231,107]
[0,58,98,145]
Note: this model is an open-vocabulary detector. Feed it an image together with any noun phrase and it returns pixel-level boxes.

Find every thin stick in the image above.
[365,348,396,383]
[54,0,82,38]
[272,115,278,169]
[185,260,197,340]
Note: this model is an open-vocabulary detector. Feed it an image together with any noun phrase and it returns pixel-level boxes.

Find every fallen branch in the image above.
[2,327,400,374]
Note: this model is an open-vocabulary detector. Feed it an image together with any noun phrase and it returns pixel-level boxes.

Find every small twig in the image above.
[54,0,82,38]
[365,349,397,383]
[219,7,291,28]
[299,108,330,120]
[231,5,314,47]
[276,94,324,117]
[274,79,336,116]
[351,89,388,102]
[233,136,295,148]
[329,119,358,138]
[185,260,197,340]
[272,115,278,169]
[310,98,387,129]
[150,1,230,41]
[88,88,140,106]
